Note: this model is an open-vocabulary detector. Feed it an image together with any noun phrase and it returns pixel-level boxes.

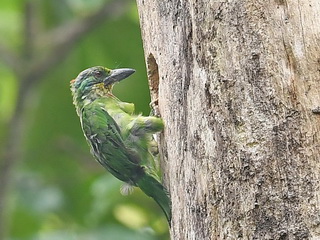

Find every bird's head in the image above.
[70,66,135,104]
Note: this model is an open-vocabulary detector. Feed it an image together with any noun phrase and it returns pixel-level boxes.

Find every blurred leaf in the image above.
[0,64,17,122]
[0,2,22,47]
[87,175,122,226]
[113,204,148,229]
[66,0,107,16]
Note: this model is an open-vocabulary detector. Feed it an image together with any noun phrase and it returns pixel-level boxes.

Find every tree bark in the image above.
[136,1,320,239]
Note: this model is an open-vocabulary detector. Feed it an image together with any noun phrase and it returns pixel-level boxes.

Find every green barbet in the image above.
[70,66,171,222]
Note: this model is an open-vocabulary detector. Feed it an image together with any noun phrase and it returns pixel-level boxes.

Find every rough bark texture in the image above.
[136,1,320,239]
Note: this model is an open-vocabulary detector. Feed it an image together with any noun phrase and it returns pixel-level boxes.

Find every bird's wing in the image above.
[81,101,143,184]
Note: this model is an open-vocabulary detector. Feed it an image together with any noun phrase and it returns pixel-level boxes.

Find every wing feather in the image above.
[81,101,143,184]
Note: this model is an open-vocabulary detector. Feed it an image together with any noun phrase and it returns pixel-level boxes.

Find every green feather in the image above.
[71,66,171,222]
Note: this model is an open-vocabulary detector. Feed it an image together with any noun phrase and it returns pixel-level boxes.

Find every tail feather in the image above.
[137,174,171,223]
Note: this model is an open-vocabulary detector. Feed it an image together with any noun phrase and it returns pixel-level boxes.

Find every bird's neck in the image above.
[72,83,114,115]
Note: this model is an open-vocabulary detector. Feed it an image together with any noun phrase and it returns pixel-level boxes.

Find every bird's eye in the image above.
[94,71,103,78]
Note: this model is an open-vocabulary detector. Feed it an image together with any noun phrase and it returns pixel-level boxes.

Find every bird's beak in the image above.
[104,68,135,86]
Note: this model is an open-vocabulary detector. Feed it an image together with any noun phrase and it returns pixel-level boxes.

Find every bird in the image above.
[70,66,171,222]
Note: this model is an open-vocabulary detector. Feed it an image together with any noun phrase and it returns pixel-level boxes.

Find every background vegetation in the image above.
[0,0,169,239]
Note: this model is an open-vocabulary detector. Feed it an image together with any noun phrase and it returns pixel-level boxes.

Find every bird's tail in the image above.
[136,174,171,223]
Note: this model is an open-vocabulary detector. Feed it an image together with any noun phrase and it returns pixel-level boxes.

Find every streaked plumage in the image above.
[70,66,171,222]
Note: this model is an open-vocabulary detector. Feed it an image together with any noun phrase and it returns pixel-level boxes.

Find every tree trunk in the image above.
[136,1,320,239]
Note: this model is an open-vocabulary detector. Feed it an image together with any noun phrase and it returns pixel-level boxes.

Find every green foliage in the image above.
[0,65,17,122]
[0,0,169,239]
